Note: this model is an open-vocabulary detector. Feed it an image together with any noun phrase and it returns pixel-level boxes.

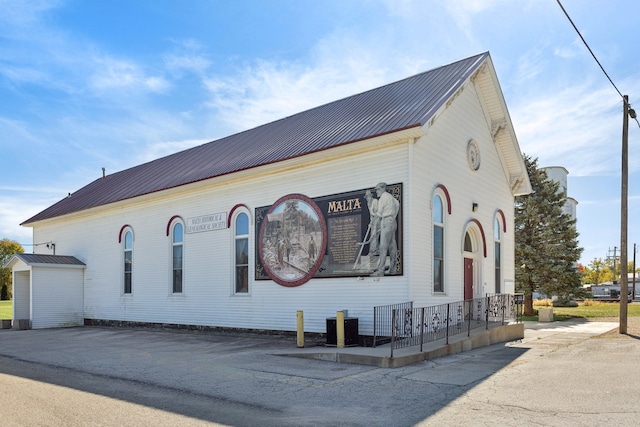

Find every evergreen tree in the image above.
[515,155,584,315]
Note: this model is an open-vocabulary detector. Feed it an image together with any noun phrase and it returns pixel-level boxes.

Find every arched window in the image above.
[234,211,249,294]
[172,222,184,294]
[464,232,473,252]
[123,229,133,294]
[433,195,445,293]
[494,217,502,293]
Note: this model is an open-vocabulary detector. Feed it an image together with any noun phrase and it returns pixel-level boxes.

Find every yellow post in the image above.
[296,310,304,348]
[336,310,345,348]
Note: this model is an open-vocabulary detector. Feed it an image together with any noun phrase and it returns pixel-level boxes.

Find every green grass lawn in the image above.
[0,300,12,319]
[523,301,640,321]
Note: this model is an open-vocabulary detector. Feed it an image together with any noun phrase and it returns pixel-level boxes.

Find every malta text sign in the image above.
[186,212,227,234]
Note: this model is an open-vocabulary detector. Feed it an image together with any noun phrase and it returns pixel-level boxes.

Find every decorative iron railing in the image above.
[372,301,413,347]
[373,294,522,357]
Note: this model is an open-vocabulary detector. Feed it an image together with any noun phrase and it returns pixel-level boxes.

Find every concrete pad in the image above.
[278,322,524,368]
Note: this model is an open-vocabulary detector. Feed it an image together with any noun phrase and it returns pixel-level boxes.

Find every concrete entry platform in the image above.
[278,322,525,368]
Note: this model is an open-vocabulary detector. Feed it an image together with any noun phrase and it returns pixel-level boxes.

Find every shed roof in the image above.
[4,253,86,269]
[23,52,492,225]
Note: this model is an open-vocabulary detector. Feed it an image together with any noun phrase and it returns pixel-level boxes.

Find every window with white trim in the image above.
[234,211,249,294]
[433,195,445,293]
[123,230,133,294]
[172,222,184,294]
[494,217,501,294]
[464,231,473,252]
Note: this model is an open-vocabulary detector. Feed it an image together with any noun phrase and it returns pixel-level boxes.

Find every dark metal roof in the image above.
[5,253,86,267]
[23,52,489,225]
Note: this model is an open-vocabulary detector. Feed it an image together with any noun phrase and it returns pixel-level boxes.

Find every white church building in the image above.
[6,52,531,332]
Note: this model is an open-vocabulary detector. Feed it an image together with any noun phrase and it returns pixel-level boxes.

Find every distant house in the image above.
[7,52,531,331]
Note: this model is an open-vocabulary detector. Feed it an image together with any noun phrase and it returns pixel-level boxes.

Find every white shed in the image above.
[4,254,85,329]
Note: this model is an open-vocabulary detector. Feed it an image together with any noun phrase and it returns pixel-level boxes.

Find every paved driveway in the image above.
[1,321,637,426]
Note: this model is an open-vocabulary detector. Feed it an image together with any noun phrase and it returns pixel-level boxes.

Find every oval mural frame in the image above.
[258,193,327,287]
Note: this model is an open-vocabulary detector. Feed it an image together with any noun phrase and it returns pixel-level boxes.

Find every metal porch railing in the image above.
[372,301,413,347]
[373,294,522,357]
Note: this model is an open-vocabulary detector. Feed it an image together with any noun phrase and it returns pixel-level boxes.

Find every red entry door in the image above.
[464,258,474,300]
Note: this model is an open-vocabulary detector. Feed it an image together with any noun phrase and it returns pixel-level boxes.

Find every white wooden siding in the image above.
[31,267,84,329]
[409,80,516,306]
[33,142,411,334]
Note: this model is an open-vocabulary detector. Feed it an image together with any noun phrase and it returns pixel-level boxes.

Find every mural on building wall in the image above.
[256,183,403,286]
[256,194,326,287]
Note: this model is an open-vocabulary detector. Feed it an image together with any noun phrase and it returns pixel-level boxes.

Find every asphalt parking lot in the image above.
[1,320,638,426]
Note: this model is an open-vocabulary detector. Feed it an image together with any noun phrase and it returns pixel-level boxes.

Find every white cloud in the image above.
[0,66,50,87]
[164,54,211,76]
[199,22,413,133]
[553,38,584,59]
[0,192,60,243]
[444,0,508,15]
[0,117,41,145]
[511,82,624,176]
[0,0,61,27]
[441,0,516,40]
[202,58,386,132]
[0,184,65,194]
[162,38,213,79]
[89,57,169,93]
[164,52,211,75]
[1,2,172,102]
[512,48,550,85]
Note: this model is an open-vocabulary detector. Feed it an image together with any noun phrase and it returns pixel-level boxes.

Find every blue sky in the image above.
[1,0,639,266]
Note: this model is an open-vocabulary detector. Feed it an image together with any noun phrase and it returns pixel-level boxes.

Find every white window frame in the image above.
[123,228,134,295]
[494,216,502,294]
[171,221,184,294]
[432,193,446,294]
[232,209,250,295]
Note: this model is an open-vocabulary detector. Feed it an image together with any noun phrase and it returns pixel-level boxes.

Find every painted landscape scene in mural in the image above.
[257,195,325,286]
[256,184,403,286]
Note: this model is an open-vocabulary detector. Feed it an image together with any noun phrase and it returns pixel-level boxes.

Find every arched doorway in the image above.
[463,226,481,301]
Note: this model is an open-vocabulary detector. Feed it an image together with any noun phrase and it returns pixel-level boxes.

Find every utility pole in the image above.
[619,95,635,334]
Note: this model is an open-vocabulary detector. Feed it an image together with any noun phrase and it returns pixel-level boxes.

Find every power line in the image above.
[556,0,640,127]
